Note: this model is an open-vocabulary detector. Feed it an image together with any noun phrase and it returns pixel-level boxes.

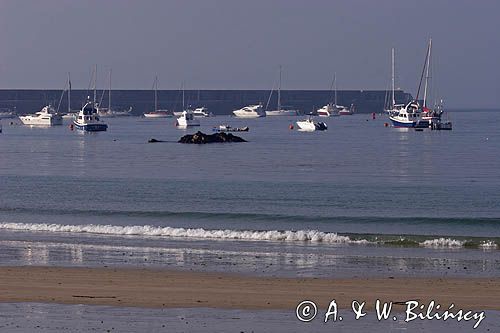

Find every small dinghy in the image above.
[213,125,249,132]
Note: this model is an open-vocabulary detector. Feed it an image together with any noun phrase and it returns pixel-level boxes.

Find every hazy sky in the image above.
[0,0,499,107]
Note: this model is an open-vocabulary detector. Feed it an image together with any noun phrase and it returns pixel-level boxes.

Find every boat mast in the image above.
[423,38,432,108]
[154,75,158,112]
[415,40,431,102]
[334,73,337,106]
[68,72,71,113]
[278,65,281,111]
[93,64,97,106]
[391,48,395,108]
[182,82,185,110]
[108,69,112,110]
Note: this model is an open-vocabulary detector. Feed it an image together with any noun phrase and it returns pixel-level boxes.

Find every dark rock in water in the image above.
[148,138,165,143]
[178,131,246,144]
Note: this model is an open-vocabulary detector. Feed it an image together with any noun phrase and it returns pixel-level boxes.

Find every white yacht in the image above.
[176,110,200,127]
[192,107,213,117]
[296,117,327,131]
[19,105,63,126]
[73,100,108,132]
[233,104,266,118]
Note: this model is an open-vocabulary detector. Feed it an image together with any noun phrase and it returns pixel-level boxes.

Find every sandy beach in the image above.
[0,266,498,311]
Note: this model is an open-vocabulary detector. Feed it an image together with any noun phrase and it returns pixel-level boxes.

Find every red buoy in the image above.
[289,124,294,130]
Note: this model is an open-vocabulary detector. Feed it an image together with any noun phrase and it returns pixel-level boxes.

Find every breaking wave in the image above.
[0,223,497,249]
[0,222,369,244]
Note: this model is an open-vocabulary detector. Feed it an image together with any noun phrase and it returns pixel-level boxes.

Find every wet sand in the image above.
[0,266,498,311]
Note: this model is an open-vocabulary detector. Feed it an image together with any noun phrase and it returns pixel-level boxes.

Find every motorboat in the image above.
[73,100,108,132]
[296,117,327,131]
[233,104,266,118]
[317,103,339,117]
[176,110,200,127]
[19,105,63,126]
[338,104,354,115]
[213,124,249,132]
[144,110,172,118]
[192,107,214,117]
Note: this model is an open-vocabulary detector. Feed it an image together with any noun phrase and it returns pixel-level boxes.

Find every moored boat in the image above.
[296,117,327,131]
[73,100,108,132]
[213,124,249,132]
[176,110,200,127]
[19,105,63,126]
[233,104,266,118]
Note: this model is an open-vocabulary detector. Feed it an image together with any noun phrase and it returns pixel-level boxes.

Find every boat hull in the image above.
[265,110,299,116]
[73,122,108,132]
[19,116,63,126]
[389,117,416,128]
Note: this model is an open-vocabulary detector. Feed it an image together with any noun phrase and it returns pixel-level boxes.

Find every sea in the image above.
[0,111,499,332]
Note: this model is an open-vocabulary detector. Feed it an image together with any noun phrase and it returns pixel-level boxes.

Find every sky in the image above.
[0,0,499,108]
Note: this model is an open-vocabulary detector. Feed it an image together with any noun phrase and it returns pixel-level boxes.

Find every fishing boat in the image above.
[73,65,108,132]
[19,105,63,126]
[73,100,108,131]
[389,100,421,127]
[176,110,200,127]
[233,104,266,118]
[296,117,327,131]
[265,66,300,116]
[143,76,172,118]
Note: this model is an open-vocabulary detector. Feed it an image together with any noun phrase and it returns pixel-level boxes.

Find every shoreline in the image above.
[0,266,498,311]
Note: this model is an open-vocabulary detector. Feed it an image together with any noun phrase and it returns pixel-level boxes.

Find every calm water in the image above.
[0,111,499,277]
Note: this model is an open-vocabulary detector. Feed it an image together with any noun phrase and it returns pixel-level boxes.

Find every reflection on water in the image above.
[1,236,499,278]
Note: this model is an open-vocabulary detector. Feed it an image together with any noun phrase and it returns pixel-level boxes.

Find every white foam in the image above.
[0,222,369,244]
[479,241,498,249]
[419,238,465,248]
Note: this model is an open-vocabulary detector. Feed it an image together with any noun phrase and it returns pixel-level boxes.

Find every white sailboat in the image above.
[389,42,431,127]
[384,48,405,115]
[143,76,172,118]
[97,69,132,118]
[317,74,353,117]
[265,66,299,116]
